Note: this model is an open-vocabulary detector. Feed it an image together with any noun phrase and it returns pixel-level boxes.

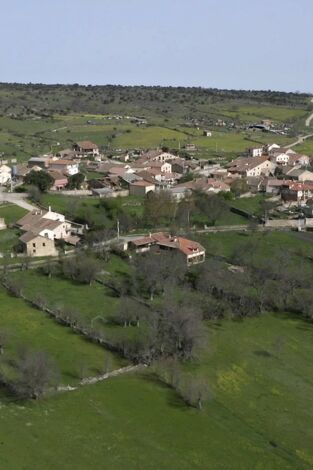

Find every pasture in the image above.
[0,288,123,384]
[0,313,311,469]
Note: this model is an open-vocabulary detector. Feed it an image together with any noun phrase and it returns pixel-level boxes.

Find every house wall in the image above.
[39,222,71,240]
[129,184,155,196]
[25,237,57,257]
[247,161,275,177]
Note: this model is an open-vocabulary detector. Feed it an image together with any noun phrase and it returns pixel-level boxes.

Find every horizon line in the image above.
[0,81,312,96]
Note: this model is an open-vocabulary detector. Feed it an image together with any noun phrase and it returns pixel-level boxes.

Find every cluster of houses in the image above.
[89,142,313,205]
[11,141,100,190]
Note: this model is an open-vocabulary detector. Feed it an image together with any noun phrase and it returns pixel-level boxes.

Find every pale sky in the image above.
[1,0,312,92]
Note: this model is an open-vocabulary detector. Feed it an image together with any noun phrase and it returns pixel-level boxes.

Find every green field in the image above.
[219,104,308,123]
[0,313,312,469]
[0,288,123,384]
[0,203,27,225]
[9,269,119,334]
[198,230,313,259]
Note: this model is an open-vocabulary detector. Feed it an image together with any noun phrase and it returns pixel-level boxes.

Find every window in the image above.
[32,243,36,247]
[43,243,46,247]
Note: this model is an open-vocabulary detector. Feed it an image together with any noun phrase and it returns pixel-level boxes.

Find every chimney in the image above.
[48,206,51,212]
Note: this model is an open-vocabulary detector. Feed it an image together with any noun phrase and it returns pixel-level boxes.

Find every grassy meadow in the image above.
[0,313,312,469]
[0,288,123,384]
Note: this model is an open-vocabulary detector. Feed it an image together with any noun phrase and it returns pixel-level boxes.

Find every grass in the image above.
[229,195,267,215]
[9,270,119,330]
[198,230,313,259]
[0,106,299,163]
[0,313,312,468]
[219,104,308,123]
[294,136,313,155]
[0,229,20,254]
[0,288,123,384]
[0,203,27,225]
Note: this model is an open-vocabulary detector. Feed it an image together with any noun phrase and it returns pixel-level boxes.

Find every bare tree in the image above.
[13,350,60,399]
[179,376,211,410]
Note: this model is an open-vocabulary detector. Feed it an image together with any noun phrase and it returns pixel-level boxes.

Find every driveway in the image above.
[0,189,36,211]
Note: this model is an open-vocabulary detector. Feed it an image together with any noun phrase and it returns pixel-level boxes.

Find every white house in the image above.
[149,161,172,173]
[248,147,263,158]
[271,152,290,166]
[227,156,276,177]
[0,165,12,185]
[49,159,79,176]
[17,208,72,241]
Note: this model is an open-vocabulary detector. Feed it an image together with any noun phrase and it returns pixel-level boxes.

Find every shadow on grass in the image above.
[139,372,188,411]
[253,350,272,358]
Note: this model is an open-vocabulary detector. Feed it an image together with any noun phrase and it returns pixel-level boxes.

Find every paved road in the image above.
[0,190,36,211]
[286,132,313,149]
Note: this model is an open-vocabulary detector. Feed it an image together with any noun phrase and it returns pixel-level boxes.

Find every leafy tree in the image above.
[28,185,42,203]
[66,172,85,190]
[194,192,228,226]
[24,170,54,192]
[230,178,249,197]
[143,191,176,227]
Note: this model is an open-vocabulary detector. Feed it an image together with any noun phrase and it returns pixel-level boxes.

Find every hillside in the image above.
[0,83,311,162]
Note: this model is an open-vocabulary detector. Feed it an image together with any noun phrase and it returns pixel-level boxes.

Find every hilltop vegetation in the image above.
[0,83,311,161]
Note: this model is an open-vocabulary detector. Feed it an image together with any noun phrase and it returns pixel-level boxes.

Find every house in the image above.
[28,156,50,169]
[49,159,79,176]
[264,143,280,155]
[56,148,77,160]
[265,178,291,195]
[0,165,12,185]
[129,232,205,266]
[246,176,265,193]
[226,156,276,177]
[19,232,58,257]
[12,164,30,181]
[141,150,178,163]
[73,141,99,157]
[149,161,172,173]
[248,147,263,158]
[270,151,309,167]
[17,208,72,241]
[171,158,188,174]
[48,171,68,190]
[129,180,155,196]
[206,179,231,194]
[169,187,192,200]
[288,154,310,167]
[203,130,212,137]
[185,143,196,151]
[284,168,313,182]
[282,182,313,204]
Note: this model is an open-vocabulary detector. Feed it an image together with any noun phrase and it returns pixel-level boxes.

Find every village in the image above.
[0,134,313,260]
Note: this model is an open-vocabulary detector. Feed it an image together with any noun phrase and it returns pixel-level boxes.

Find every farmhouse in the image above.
[17,208,72,241]
[226,156,276,177]
[19,232,58,257]
[73,141,99,157]
[129,232,206,266]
